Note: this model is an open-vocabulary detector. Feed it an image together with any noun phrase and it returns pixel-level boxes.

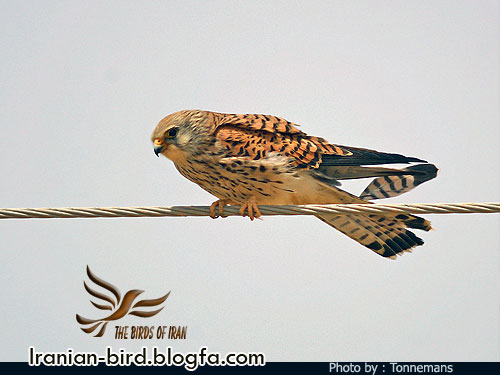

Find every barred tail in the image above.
[360,164,438,200]
[316,213,432,259]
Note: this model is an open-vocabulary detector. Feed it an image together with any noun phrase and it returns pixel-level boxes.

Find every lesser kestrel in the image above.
[152,110,437,259]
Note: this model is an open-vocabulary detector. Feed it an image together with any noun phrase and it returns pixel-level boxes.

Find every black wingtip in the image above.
[406,156,428,163]
[321,146,430,167]
[404,163,439,181]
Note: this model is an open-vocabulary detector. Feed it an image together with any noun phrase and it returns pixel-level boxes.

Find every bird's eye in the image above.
[166,128,178,138]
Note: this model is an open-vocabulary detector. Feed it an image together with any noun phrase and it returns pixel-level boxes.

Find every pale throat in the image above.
[162,144,189,165]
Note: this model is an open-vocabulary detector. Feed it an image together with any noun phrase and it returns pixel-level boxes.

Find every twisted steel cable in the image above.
[0,202,499,219]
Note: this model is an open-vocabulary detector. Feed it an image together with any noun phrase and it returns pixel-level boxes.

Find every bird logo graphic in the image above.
[76,266,170,337]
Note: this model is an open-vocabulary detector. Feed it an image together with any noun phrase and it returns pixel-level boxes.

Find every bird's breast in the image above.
[172,155,349,205]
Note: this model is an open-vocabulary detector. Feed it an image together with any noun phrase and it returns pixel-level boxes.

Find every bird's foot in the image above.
[239,196,262,221]
[209,199,235,219]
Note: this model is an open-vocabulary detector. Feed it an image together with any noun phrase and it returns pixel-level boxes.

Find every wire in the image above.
[0,202,499,219]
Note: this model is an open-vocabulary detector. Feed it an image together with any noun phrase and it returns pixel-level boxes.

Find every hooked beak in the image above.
[153,139,165,157]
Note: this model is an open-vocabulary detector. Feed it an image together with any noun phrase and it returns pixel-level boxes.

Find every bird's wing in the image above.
[212,112,426,168]
[212,113,354,168]
[212,113,436,198]
[319,145,426,166]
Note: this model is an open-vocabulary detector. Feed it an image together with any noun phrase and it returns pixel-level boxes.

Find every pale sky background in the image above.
[1,0,499,362]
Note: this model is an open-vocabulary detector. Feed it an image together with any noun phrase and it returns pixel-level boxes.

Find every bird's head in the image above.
[151,110,213,164]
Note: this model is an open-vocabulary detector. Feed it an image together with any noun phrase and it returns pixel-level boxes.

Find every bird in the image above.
[151,110,438,259]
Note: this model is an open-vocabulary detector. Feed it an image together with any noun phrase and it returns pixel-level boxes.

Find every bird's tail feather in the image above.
[316,213,431,259]
[360,164,438,200]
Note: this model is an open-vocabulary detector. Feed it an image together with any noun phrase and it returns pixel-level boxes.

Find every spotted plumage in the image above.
[152,110,438,259]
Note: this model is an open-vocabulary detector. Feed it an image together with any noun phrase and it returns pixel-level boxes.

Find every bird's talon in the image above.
[253,205,262,219]
[209,201,219,219]
[239,198,261,221]
[218,201,228,218]
[210,199,233,219]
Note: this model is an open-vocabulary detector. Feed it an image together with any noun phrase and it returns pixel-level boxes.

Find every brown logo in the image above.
[76,266,170,337]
